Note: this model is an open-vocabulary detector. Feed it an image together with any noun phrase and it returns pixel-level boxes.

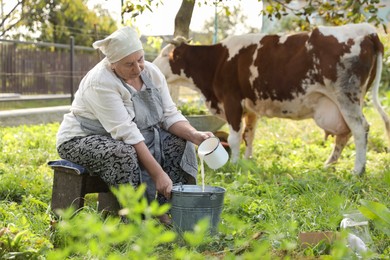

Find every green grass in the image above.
[0,97,389,259]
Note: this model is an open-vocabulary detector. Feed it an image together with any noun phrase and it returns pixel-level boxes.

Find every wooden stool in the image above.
[48,160,120,214]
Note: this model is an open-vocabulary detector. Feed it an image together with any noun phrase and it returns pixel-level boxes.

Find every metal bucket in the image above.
[170,184,226,234]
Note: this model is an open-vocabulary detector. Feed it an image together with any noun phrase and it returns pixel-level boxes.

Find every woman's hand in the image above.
[154,171,173,199]
[189,130,214,145]
[134,142,173,199]
[169,121,214,145]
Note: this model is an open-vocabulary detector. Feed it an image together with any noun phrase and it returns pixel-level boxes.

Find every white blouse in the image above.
[56,58,187,148]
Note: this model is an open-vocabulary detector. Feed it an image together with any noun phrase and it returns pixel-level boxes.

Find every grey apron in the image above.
[75,71,197,202]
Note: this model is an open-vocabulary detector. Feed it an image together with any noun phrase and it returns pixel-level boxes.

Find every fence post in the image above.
[70,36,74,103]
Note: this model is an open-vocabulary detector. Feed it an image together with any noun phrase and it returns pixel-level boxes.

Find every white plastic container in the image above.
[198,137,229,169]
[340,212,372,255]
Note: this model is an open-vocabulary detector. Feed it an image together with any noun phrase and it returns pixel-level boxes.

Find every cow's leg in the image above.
[335,92,369,175]
[325,133,351,166]
[242,112,258,159]
[223,95,245,163]
[228,125,242,163]
[341,109,369,176]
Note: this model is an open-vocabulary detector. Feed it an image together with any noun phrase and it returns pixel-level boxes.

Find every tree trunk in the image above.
[174,0,195,38]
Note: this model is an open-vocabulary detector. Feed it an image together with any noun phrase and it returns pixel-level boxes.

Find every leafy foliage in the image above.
[178,101,209,116]
[3,0,117,45]
[47,185,176,259]
[360,200,390,236]
[122,0,164,19]
[262,0,387,31]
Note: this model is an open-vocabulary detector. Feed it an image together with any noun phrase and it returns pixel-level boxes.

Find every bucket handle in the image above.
[175,182,184,192]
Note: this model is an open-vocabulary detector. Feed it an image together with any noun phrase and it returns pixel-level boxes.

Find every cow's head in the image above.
[153,37,196,88]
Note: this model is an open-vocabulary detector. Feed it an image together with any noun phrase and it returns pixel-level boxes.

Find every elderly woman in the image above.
[56,27,213,222]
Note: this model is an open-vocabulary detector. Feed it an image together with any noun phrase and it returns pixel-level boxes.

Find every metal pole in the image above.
[70,36,74,103]
[1,0,4,32]
[121,0,124,25]
[213,1,218,44]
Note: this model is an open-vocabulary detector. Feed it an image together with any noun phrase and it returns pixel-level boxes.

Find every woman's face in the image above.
[112,50,145,81]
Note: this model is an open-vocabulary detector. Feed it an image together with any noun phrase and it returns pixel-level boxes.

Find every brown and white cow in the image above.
[153,23,390,175]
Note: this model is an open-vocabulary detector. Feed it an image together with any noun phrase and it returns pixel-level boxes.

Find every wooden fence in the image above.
[0,38,100,96]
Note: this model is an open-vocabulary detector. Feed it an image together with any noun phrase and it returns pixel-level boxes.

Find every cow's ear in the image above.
[169,39,179,46]
[168,36,190,46]
[163,36,178,46]
[166,38,177,46]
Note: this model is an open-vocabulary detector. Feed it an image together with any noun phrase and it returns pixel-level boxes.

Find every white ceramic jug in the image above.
[198,137,229,169]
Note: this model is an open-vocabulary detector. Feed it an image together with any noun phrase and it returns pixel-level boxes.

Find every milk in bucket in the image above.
[198,137,229,191]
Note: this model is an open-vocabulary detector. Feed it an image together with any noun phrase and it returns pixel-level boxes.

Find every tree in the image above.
[173,0,195,38]
[1,0,117,46]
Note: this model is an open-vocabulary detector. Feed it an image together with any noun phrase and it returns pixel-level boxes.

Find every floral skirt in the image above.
[57,134,194,190]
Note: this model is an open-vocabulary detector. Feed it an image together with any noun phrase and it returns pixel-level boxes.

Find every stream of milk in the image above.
[198,151,206,192]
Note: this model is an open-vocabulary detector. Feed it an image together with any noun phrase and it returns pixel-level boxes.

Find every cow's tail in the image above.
[371,42,390,145]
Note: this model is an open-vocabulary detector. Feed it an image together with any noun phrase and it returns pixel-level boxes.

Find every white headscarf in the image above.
[92,26,143,63]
